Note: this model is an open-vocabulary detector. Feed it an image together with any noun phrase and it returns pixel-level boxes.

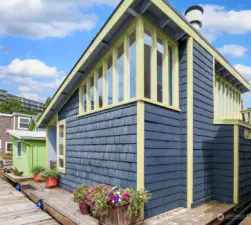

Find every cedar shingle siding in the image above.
[58,91,137,192]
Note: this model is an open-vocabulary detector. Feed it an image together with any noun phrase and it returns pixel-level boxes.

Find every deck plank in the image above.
[0,178,59,225]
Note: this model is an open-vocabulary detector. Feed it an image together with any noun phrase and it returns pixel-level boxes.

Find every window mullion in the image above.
[94,70,98,109]
[86,79,91,112]
[151,29,157,101]
[103,61,107,107]
[113,49,118,104]
[124,35,129,101]
[136,17,144,98]
[163,39,169,105]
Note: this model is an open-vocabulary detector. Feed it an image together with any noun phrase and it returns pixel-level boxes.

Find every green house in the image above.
[7,130,47,177]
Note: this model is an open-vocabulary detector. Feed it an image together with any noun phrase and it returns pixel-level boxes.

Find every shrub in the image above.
[31,165,46,174]
[41,169,60,180]
[73,184,90,203]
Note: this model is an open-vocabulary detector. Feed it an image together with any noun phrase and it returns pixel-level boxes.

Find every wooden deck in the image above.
[3,172,33,183]
[0,178,59,225]
[144,201,235,225]
[20,180,99,225]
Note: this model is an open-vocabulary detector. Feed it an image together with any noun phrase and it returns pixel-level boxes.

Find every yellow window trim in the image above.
[78,16,180,117]
[78,97,180,118]
[57,119,66,174]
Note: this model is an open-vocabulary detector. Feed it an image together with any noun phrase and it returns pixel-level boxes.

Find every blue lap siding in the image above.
[58,90,137,192]
[239,126,251,203]
[144,103,182,218]
[193,41,214,206]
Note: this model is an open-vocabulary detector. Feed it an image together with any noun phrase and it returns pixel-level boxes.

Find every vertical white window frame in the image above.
[57,120,66,173]
[5,142,12,153]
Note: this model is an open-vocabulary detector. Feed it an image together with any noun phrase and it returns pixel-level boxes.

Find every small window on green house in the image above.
[17,141,22,157]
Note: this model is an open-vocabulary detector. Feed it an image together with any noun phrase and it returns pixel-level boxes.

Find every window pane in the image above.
[117,43,124,102]
[17,142,22,157]
[58,158,64,168]
[157,37,164,103]
[169,46,173,105]
[20,123,29,128]
[59,125,64,138]
[59,144,64,156]
[90,76,94,110]
[7,143,12,152]
[144,28,152,99]
[20,118,29,123]
[107,56,113,105]
[98,68,103,108]
[129,30,136,98]
[82,85,87,112]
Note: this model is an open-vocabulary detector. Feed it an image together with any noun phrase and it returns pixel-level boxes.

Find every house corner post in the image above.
[234,124,239,204]
[187,36,194,208]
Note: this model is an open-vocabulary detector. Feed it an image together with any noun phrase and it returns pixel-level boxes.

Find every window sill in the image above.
[78,97,180,118]
[214,119,251,129]
[57,167,66,174]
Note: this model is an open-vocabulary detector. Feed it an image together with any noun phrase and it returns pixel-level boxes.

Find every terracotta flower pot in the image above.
[45,176,58,188]
[79,200,90,215]
[34,173,42,182]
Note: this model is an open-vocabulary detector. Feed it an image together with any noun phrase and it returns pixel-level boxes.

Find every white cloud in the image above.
[0,58,66,102]
[218,45,248,57]
[201,5,251,42]
[0,0,120,39]
[235,64,251,82]
[0,58,63,78]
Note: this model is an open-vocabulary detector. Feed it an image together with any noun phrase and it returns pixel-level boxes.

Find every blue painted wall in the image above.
[239,126,251,203]
[144,103,182,218]
[48,126,57,167]
[212,125,233,203]
[192,41,214,206]
[58,90,137,192]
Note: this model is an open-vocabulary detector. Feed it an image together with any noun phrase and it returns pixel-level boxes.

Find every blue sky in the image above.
[0,0,251,109]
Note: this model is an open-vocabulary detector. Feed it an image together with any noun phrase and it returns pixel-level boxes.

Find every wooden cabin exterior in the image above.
[37,0,251,219]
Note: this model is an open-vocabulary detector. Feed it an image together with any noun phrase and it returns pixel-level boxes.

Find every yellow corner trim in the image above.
[187,36,194,208]
[137,100,144,190]
[233,124,239,204]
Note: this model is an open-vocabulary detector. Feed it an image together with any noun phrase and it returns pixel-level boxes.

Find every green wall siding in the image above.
[12,137,46,176]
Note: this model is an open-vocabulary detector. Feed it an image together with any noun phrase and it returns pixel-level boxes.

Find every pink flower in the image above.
[122,193,130,199]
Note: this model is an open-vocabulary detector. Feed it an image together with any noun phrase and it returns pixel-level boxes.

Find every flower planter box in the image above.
[99,202,143,225]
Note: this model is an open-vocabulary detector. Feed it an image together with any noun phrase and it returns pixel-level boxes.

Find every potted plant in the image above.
[31,166,46,181]
[73,184,90,215]
[100,187,151,225]
[41,169,60,188]
[0,153,4,169]
[85,184,111,218]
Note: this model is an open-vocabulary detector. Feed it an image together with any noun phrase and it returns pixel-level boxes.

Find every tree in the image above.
[45,97,52,107]
[0,97,24,114]
[0,97,38,115]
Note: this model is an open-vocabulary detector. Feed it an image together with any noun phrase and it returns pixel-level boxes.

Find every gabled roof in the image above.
[37,0,250,127]
[6,130,46,141]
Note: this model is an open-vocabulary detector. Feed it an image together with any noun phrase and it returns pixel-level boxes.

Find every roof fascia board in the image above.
[151,0,250,90]
[37,0,134,127]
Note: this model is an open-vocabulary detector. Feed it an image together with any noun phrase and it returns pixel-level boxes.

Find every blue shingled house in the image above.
[37,0,251,219]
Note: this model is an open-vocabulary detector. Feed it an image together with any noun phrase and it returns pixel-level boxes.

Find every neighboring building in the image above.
[0,113,39,166]
[37,0,251,219]
[0,89,45,112]
[6,130,48,177]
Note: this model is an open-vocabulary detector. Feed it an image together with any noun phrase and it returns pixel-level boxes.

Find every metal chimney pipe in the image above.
[185,5,204,31]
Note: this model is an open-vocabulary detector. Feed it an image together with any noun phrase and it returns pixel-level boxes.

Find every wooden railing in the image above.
[241,109,251,124]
